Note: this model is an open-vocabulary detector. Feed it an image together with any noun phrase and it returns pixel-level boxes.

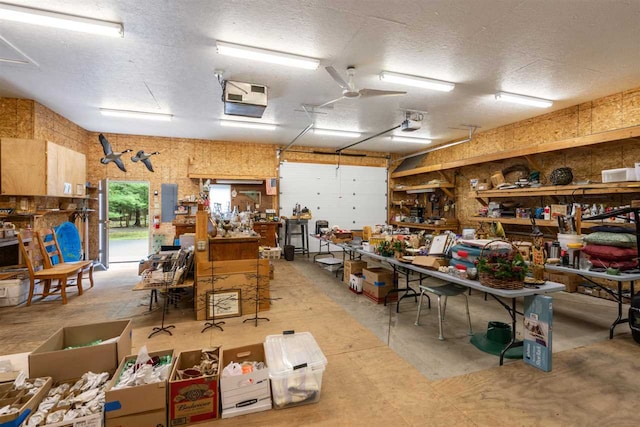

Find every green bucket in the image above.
[470,321,522,359]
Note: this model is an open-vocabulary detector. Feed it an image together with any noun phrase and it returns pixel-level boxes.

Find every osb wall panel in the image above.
[281,148,388,168]
[33,102,89,153]
[0,98,34,138]
[393,85,640,228]
[188,140,277,178]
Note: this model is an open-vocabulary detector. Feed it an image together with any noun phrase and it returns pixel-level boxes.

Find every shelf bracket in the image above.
[475,197,489,207]
[441,188,455,199]
[523,155,542,172]
[437,170,453,184]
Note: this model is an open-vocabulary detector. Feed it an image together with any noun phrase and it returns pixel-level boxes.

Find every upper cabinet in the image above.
[0,138,86,197]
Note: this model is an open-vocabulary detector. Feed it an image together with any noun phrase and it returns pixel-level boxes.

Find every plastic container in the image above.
[601,168,638,183]
[0,279,29,307]
[264,332,327,409]
[557,233,583,250]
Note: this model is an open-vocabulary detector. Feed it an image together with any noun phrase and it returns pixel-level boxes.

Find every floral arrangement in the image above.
[377,241,395,257]
[476,250,528,281]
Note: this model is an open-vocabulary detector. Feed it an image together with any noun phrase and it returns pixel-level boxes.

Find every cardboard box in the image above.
[412,256,449,270]
[343,260,367,284]
[29,320,132,382]
[169,348,221,426]
[0,377,52,427]
[221,343,271,419]
[45,412,102,427]
[361,267,394,286]
[362,281,397,304]
[105,409,166,427]
[523,295,553,372]
[104,349,174,424]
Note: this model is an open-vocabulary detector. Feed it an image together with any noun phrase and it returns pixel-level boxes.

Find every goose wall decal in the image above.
[99,133,131,172]
[131,150,160,172]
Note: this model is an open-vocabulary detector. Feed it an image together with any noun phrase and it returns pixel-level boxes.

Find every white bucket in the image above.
[557,233,583,250]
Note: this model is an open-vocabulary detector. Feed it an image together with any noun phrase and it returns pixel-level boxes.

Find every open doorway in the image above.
[107,181,150,263]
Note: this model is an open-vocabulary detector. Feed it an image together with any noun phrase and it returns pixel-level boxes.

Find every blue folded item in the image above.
[449,258,476,270]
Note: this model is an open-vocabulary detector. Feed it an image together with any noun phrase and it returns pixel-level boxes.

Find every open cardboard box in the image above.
[220,343,271,418]
[0,377,52,427]
[104,349,174,427]
[29,320,132,382]
[169,348,221,426]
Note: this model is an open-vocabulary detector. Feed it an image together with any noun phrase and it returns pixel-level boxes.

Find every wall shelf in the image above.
[470,182,640,206]
[469,216,627,230]
[392,182,454,198]
[390,220,458,232]
[391,125,640,178]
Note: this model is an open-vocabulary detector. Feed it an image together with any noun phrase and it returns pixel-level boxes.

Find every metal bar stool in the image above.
[415,279,473,341]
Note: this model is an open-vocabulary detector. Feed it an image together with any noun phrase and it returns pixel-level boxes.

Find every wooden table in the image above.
[209,236,260,261]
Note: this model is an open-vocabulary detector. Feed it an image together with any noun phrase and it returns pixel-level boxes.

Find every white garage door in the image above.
[279,162,388,253]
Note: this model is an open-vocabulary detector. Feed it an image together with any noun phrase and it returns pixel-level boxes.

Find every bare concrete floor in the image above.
[0,256,638,426]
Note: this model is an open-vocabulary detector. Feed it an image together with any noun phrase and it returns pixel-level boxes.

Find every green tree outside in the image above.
[108,182,149,228]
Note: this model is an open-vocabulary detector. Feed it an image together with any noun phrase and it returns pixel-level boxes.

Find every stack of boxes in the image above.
[12,321,328,427]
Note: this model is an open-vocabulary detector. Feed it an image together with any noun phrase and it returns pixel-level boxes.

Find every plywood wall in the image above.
[391,86,640,229]
[0,98,34,139]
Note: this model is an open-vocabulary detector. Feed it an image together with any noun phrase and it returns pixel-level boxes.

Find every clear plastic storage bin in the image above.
[264,331,328,409]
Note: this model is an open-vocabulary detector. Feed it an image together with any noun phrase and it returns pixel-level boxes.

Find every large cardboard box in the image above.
[104,349,174,426]
[343,260,368,284]
[221,343,271,418]
[105,409,166,427]
[362,267,394,286]
[362,281,397,304]
[169,348,221,426]
[0,377,52,427]
[29,320,132,382]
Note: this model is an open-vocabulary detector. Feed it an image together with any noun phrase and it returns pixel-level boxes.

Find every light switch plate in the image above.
[63,183,72,194]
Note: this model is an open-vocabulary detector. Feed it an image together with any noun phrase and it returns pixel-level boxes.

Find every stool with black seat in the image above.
[414,278,473,341]
[284,218,309,257]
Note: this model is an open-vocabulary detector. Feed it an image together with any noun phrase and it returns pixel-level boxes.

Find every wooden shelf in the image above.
[470,216,613,229]
[469,182,640,205]
[392,182,454,198]
[390,220,458,231]
[391,125,640,178]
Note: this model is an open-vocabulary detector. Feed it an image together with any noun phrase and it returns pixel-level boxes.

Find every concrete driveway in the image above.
[109,239,149,263]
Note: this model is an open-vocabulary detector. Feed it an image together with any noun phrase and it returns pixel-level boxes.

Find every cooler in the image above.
[264,331,327,409]
[0,279,29,307]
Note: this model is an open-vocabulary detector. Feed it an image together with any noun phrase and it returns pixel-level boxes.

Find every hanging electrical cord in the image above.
[336,124,401,153]
[392,125,478,164]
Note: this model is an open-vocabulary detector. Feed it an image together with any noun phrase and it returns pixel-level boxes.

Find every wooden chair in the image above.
[36,228,94,289]
[17,231,85,305]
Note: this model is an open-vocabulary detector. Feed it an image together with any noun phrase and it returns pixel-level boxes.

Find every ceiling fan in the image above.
[317,66,406,108]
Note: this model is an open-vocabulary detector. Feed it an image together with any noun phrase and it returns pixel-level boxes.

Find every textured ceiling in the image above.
[1,0,639,153]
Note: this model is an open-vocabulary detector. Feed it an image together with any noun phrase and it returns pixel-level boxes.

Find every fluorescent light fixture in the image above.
[407,188,435,194]
[216,179,263,185]
[380,71,455,92]
[313,128,362,138]
[495,91,553,108]
[100,108,173,121]
[220,120,277,131]
[0,3,123,37]
[391,135,432,144]
[216,41,319,70]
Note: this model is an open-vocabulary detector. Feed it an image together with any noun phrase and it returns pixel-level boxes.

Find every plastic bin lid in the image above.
[264,332,328,376]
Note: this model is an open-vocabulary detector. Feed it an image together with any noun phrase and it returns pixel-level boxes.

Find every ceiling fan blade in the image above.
[359,88,407,98]
[325,66,350,90]
[316,96,345,109]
